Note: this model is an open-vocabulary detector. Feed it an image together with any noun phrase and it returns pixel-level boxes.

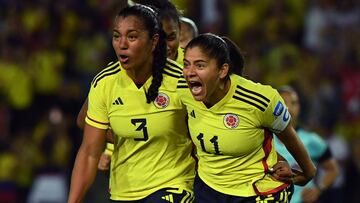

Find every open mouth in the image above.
[188,81,203,95]
[119,55,129,63]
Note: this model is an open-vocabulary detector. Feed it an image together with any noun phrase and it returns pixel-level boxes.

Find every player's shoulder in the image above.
[231,75,278,112]
[91,61,121,88]
[235,76,278,97]
[161,59,184,90]
[164,58,183,78]
[176,47,185,65]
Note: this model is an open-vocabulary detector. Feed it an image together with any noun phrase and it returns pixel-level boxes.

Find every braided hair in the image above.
[118,4,167,103]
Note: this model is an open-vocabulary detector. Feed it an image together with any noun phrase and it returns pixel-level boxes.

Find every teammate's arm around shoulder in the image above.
[277,123,317,186]
[67,124,107,203]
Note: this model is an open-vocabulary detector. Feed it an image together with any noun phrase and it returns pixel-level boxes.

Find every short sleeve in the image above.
[85,82,110,129]
[263,91,291,134]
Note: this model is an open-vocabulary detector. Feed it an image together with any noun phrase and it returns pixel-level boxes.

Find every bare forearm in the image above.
[288,137,315,175]
[278,126,316,185]
[68,146,100,203]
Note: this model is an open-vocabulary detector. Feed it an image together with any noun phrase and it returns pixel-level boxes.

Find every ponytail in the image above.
[221,36,244,76]
[147,29,167,102]
[118,4,167,103]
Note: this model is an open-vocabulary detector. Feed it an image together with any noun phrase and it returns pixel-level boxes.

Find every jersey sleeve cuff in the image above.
[85,115,109,130]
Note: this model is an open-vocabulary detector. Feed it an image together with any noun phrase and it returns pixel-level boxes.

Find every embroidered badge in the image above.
[223,114,240,129]
[154,92,170,108]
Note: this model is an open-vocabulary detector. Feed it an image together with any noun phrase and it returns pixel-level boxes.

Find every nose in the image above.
[183,64,196,77]
[118,37,128,50]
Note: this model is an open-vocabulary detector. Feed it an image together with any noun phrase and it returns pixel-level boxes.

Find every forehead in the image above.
[161,18,179,33]
[180,22,192,31]
[114,15,146,31]
[281,91,298,103]
[185,47,210,60]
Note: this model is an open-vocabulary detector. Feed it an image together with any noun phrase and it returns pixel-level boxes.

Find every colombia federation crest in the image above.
[223,113,240,129]
[154,92,170,109]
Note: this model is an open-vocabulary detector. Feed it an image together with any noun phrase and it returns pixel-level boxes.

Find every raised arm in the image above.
[277,124,317,186]
[67,124,106,203]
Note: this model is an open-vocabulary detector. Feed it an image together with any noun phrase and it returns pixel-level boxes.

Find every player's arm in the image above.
[76,98,88,130]
[76,97,114,171]
[276,123,317,186]
[68,123,106,203]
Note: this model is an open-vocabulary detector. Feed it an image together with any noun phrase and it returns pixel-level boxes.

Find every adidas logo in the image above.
[161,194,174,202]
[112,97,123,105]
[190,110,196,118]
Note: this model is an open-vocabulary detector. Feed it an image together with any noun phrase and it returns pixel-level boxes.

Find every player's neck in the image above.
[205,79,231,108]
[126,62,153,86]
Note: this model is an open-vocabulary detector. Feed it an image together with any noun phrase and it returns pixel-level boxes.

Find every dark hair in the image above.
[185,33,244,76]
[118,4,167,102]
[135,0,180,26]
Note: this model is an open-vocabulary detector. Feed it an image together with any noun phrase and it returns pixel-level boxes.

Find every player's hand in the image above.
[269,161,293,183]
[98,153,111,171]
[106,129,114,143]
[301,187,321,203]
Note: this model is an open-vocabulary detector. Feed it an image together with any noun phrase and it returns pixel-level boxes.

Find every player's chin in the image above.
[120,62,131,70]
[192,94,205,102]
[168,52,176,61]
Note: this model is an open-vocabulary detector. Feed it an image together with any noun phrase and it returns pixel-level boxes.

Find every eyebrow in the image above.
[184,59,207,63]
[112,29,140,34]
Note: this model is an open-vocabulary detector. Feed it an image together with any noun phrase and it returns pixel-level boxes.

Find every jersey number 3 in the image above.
[131,118,148,141]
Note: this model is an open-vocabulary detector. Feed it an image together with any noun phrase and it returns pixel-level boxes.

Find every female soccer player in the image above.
[76,0,188,171]
[179,33,317,202]
[76,0,184,131]
[68,5,195,202]
[137,0,184,64]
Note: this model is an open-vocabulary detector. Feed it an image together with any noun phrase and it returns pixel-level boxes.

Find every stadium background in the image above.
[0,0,359,202]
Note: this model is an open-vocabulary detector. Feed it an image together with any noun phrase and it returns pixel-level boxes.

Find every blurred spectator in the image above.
[318,128,350,203]
[188,0,229,35]
[27,106,71,203]
[0,103,18,203]
[345,138,360,202]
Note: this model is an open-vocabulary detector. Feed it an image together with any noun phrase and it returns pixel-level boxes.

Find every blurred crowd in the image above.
[0,0,359,202]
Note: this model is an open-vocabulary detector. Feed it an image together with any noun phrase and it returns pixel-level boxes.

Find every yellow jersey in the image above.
[178,74,291,196]
[175,47,184,65]
[86,60,195,200]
